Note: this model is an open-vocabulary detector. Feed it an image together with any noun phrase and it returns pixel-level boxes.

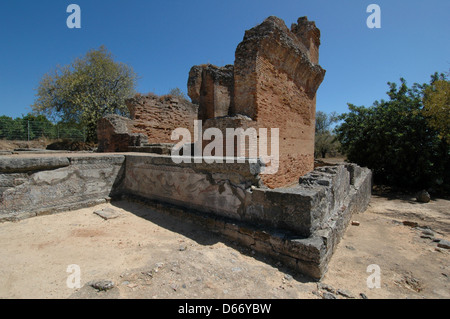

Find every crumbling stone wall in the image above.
[97,95,198,152]
[97,16,325,189]
[126,94,198,143]
[0,155,125,221]
[97,114,148,152]
[188,16,326,189]
[188,64,234,120]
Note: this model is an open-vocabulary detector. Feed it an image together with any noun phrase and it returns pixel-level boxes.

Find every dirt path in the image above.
[0,194,448,299]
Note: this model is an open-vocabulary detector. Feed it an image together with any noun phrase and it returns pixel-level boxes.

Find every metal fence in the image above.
[0,119,86,142]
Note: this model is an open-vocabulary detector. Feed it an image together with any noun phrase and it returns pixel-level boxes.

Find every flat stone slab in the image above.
[94,208,121,220]
[0,157,70,173]
[437,239,450,249]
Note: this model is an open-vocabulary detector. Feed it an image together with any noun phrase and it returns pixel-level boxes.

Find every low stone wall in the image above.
[120,156,372,279]
[0,154,125,221]
[0,153,371,279]
[121,155,371,238]
[120,154,263,221]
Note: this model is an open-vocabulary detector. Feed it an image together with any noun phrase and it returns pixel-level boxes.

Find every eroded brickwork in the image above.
[97,114,148,152]
[126,94,198,144]
[187,64,234,120]
[188,16,326,188]
[98,16,326,189]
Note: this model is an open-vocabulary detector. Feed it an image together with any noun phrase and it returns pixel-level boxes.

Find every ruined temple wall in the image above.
[188,64,234,121]
[126,95,198,144]
[254,54,316,187]
[191,16,326,189]
[97,114,148,152]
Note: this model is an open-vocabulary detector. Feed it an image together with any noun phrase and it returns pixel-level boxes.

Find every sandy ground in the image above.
[0,193,448,299]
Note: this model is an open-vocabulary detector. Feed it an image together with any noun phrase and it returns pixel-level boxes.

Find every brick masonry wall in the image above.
[254,55,316,188]
[126,95,198,144]
[195,16,325,189]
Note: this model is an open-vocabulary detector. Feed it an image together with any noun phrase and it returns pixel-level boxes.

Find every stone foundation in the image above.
[0,153,371,279]
[0,154,125,221]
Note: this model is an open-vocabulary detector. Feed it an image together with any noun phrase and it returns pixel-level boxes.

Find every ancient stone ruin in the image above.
[97,16,326,190]
[97,94,198,154]
[0,16,372,280]
[188,16,325,189]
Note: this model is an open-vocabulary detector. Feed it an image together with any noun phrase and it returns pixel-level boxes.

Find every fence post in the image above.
[27,120,30,141]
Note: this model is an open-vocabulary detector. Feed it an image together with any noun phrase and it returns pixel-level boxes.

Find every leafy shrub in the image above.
[335,75,449,193]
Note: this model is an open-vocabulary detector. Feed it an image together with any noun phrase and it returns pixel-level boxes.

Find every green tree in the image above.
[0,116,14,139]
[422,76,450,143]
[314,111,339,158]
[21,113,54,140]
[335,75,450,192]
[32,45,138,142]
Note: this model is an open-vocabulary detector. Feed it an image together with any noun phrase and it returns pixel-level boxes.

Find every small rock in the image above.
[403,221,419,227]
[89,280,115,291]
[421,229,435,236]
[179,245,187,251]
[437,239,450,249]
[127,283,138,289]
[345,245,356,251]
[337,289,355,298]
[360,293,368,299]
[416,190,431,203]
[317,283,336,294]
[171,284,178,291]
[232,267,242,272]
[322,292,337,299]
[351,221,360,226]
[93,208,121,220]
[284,274,293,281]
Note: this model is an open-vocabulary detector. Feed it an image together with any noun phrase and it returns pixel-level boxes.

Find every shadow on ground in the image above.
[109,199,314,284]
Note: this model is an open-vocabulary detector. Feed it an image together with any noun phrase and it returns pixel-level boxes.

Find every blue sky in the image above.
[0,0,449,119]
